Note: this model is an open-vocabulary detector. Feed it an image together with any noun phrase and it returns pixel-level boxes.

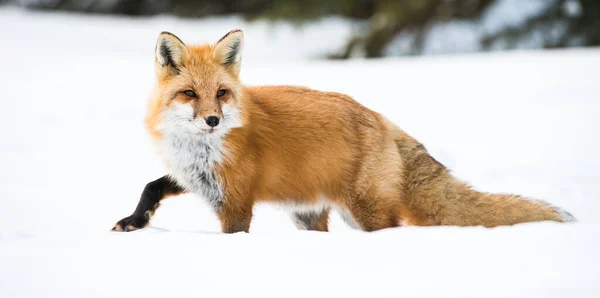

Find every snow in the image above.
[1,7,600,298]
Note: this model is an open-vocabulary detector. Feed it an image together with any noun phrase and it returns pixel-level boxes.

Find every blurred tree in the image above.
[11,0,271,16]
[483,0,600,50]
[6,0,599,57]
[333,0,495,58]
[247,0,494,57]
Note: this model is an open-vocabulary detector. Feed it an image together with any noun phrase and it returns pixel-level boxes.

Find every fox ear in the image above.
[213,30,244,76]
[155,32,186,75]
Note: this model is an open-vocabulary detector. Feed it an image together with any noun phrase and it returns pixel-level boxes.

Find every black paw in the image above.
[111,215,148,232]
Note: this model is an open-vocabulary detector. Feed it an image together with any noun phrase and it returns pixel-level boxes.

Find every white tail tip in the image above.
[552,207,576,223]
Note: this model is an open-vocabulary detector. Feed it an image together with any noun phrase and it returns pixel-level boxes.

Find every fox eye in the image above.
[216,89,227,98]
[183,90,196,97]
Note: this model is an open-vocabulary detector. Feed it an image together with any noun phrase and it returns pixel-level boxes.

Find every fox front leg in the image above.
[112,175,185,232]
[216,200,254,233]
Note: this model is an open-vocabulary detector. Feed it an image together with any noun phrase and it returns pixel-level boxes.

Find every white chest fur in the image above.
[155,100,243,210]
[160,130,226,210]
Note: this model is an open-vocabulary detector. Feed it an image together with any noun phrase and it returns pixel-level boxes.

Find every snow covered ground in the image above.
[1,7,599,298]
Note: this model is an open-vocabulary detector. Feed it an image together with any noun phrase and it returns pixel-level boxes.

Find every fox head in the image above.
[147,30,245,138]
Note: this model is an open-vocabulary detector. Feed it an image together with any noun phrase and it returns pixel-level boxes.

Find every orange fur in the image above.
[143,30,574,233]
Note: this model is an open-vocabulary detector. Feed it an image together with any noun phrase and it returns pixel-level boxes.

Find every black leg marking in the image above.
[112,175,184,232]
[290,209,329,232]
[292,213,320,230]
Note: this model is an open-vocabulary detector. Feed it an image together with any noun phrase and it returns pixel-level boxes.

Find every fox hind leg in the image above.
[341,194,403,232]
[289,208,330,232]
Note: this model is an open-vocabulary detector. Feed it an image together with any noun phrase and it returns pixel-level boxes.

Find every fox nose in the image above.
[205,116,219,127]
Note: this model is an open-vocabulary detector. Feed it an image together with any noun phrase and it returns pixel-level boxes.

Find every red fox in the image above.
[112,30,575,233]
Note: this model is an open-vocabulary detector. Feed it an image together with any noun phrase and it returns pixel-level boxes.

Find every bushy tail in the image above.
[391,129,576,227]
[445,186,576,227]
